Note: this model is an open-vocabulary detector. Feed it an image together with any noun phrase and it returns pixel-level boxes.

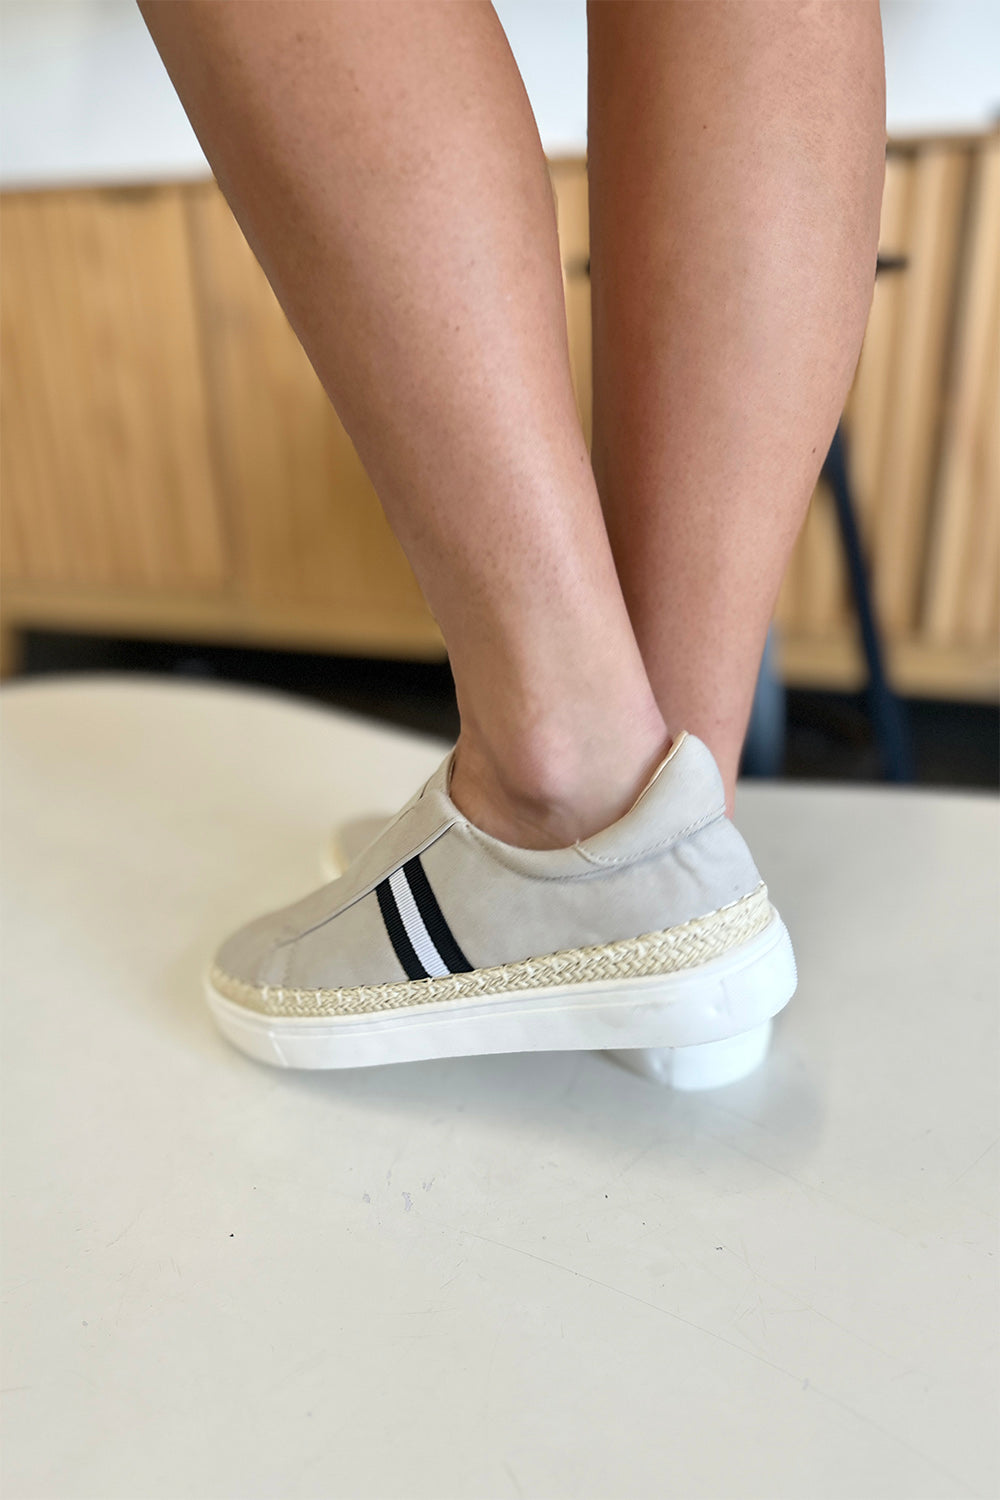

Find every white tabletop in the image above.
[2,675,997,1500]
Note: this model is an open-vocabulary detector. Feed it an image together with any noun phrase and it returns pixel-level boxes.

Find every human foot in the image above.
[205,729,797,1075]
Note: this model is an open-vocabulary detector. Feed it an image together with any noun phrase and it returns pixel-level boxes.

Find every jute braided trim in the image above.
[211,883,773,1020]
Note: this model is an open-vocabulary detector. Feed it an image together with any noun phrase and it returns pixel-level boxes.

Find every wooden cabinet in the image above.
[777,132,1000,699]
[1,180,443,659]
[2,138,997,697]
[1,186,227,593]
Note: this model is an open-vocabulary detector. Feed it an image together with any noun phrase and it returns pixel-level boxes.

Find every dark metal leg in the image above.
[740,621,787,778]
[823,423,915,782]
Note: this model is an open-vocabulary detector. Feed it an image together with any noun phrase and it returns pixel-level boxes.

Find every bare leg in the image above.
[587,0,886,816]
[137,0,670,849]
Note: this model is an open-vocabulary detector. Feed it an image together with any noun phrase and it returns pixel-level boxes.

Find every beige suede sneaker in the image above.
[204,729,797,1073]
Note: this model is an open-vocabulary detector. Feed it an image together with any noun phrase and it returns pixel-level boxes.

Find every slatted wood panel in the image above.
[768,138,994,695]
[182,182,440,648]
[871,145,972,634]
[923,137,1000,645]
[841,152,913,542]
[551,138,999,701]
[830,132,999,698]
[549,160,593,452]
[0,186,227,591]
[2,135,997,696]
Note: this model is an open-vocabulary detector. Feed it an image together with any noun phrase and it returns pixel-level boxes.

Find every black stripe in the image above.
[376,878,427,980]
[403,854,473,974]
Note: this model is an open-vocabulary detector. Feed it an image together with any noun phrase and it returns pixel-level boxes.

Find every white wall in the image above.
[497,0,1000,148]
[1,0,997,189]
[880,0,1000,134]
[0,0,208,188]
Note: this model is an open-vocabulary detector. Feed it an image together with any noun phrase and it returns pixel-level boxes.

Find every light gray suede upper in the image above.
[215,729,765,991]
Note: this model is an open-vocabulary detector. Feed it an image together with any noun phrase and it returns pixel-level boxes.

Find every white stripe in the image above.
[388,866,450,978]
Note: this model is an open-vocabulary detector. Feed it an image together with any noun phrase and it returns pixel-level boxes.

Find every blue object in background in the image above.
[740,620,787,779]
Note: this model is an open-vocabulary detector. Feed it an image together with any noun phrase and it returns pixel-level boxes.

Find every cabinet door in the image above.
[183,182,442,653]
[0,186,228,591]
[550,160,593,451]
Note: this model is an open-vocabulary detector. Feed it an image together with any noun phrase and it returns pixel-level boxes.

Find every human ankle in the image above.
[448,714,673,850]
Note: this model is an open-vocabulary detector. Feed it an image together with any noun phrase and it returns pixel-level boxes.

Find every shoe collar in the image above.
[438,730,689,810]
[425,727,726,870]
[623,730,688,813]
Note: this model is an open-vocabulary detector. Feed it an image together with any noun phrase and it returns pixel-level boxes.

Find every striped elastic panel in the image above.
[376,854,473,981]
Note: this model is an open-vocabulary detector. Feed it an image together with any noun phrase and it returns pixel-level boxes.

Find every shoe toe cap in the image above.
[213,907,297,989]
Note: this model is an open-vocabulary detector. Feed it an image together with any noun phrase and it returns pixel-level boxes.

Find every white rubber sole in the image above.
[204,908,796,1085]
[605,1017,776,1091]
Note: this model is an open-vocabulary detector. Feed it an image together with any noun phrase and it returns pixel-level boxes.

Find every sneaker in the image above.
[204,729,797,1077]
[315,797,781,1089]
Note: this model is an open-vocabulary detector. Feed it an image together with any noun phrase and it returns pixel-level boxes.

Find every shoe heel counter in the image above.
[723,812,767,894]
[665,734,765,895]
[677,806,767,907]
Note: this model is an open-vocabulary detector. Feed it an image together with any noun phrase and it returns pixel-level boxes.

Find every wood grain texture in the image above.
[0,581,447,659]
[2,136,997,699]
[923,137,1000,644]
[796,478,851,637]
[871,144,971,634]
[958,271,1000,642]
[777,629,998,702]
[0,186,228,591]
[182,183,436,630]
[0,623,22,679]
[844,151,913,548]
[550,160,593,449]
